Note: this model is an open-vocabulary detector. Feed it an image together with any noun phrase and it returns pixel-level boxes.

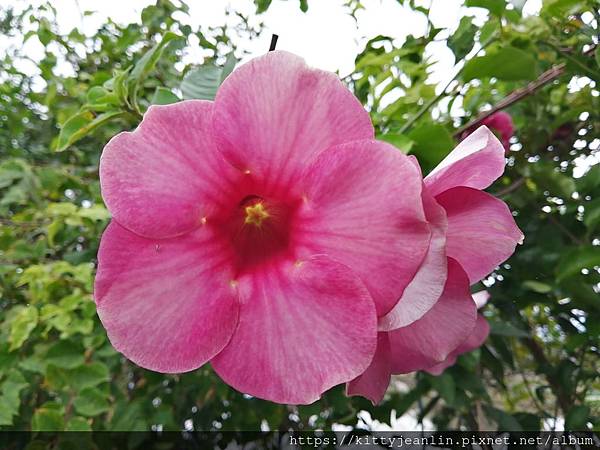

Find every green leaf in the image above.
[595,47,600,69]
[542,0,586,17]
[68,362,110,390]
[584,197,600,232]
[462,46,537,81]
[66,416,92,431]
[508,0,526,10]
[150,87,180,105]
[556,247,600,281]
[56,111,126,152]
[128,31,180,93]
[85,86,119,108]
[377,133,414,153]
[407,123,455,171]
[466,0,506,16]
[564,405,590,430]
[181,53,237,101]
[46,341,85,369]
[255,0,273,13]
[31,405,64,431]
[448,16,477,60]
[522,280,552,293]
[430,373,456,405]
[73,387,110,417]
[9,306,38,351]
[489,320,529,337]
[299,0,308,12]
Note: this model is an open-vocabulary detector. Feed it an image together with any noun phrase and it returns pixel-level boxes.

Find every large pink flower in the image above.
[94,51,433,404]
[348,127,523,404]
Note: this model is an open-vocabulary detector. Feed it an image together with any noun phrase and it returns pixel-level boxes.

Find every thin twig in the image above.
[495,177,525,197]
[455,44,597,137]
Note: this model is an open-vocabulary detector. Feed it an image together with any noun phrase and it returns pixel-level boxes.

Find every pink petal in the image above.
[297,140,430,317]
[435,187,524,283]
[212,51,374,188]
[346,333,391,405]
[378,190,448,330]
[94,221,239,373]
[425,355,458,376]
[388,258,477,374]
[100,100,239,239]
[211,256,377,404]
[424,126,506,197]
[425,314,490,375]
[472,290,490,309]
[456,314,491,353]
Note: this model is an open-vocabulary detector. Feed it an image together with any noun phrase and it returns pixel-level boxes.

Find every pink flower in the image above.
[482,111,514,151]
[347,128,524,404]
[94,51,433,404]
[461,112,514,152]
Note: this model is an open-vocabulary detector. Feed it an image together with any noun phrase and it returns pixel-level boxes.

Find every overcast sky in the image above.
[4,0,543,85]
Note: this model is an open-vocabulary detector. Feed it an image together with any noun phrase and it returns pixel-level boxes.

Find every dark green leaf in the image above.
[489,320,529,337]
[564,405,590,430]
[556,246,600,281]
[31,405,64,431]
[430,373,456,405]
[73,387,110,417]
[466,0,506,16]
[407,123,455,170]
[448,17,477,60]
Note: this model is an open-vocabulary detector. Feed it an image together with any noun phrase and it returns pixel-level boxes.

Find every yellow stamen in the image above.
[244,202,269,227]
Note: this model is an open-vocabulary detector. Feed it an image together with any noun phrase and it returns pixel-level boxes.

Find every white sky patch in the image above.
[3,0,541,78]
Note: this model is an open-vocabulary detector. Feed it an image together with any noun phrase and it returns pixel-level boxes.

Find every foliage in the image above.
[0,0,599,433]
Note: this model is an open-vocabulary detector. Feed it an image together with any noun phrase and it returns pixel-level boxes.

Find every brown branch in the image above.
[455,45,597,138]
[454,63,566,138]
[495,177,525,197]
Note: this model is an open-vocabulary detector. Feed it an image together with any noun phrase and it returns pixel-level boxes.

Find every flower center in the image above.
[244,202,269,227]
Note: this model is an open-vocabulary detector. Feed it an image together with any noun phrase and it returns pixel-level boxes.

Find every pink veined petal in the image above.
[211,256,377,405]
[379,189,448,330]
[297,139,430,317]
[435,187,524,283]
[94,221,239,373]
[100,100,240,239]
[388,258,477,374]
[425,314,490,376]
[346,333,392,405]
[212,51,374,189]
[424,126,506,197]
